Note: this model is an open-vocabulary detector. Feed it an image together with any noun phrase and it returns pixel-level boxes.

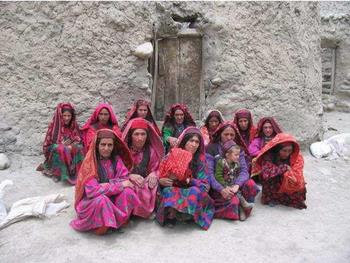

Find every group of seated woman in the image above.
[38,99,307,234]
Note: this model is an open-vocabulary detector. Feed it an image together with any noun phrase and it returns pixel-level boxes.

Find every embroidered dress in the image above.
[255,133,307,209]
[156,127,215,230]
[71,129,140,233]
[121,99,161,135]
[122,118,164,218]
[80,103,122,153]
[161,104,196,153]
[40,103,84,184]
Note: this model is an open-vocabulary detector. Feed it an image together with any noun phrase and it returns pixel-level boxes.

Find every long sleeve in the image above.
[84,177,124,199]
[248,138,263,157]
[234,151,249,187]
[214,159,226,186]
[162,126,173,149]
[261,160,288,180]
[206,153,224,192]
[148,148,160,174]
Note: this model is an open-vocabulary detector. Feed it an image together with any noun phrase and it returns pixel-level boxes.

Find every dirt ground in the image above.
[1,112,350,263]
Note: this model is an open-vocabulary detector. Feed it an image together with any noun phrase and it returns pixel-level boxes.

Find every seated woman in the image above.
[122,118,164,219]
[206,122,259,221]
[156,127,215,230]
[254,133,307,209]
[161,104,196,153]
[121,99,161,136]
[38,103,84,184]
[81,103,122,153]
[71,129,141,235]
[200,109,224,147]
[233,109,257,154]
[248,117,282,158]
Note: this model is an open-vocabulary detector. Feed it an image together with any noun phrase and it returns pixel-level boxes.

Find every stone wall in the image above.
[321,2,350,111]
[0,1,322,155]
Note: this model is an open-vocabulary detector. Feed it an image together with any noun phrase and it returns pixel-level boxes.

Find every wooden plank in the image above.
[331,48,336,95]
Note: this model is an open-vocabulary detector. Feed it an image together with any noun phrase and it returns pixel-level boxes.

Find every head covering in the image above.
[222,140,239,155]
[162,104,196,131]
[256,117,282,138]
[177,127,205,160]
[122,118,164,161]
[233,109,256,132]
[43,103,80,159]
[121,100,161,135]
[74,129,132,208]
[211,121,245,150]
[130,118,149,130]
[81,103,120,132]
[203,109,225,130]
[255,133,305,194]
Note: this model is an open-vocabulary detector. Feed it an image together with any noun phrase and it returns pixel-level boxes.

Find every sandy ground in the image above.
[1,112,350,263]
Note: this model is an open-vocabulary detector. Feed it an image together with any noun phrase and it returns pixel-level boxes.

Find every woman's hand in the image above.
[147,173,158,189]
[220,187,233,200]
[230,184,239,194]
[129,173,145,187]
[159,178,173,187]
[122,180,134,189]
[168,137,178,148]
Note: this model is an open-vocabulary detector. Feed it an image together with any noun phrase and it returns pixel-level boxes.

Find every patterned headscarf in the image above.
[161,104,196,132]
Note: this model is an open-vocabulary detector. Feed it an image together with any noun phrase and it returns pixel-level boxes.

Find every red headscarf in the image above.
[121,100,161,135]
[81,103,121,132]
[233,108,257,145]
[162,104,196,131]
[211,121,246,153]
[255,117,282,138]
[122,117,164,162]
[255,133,306,194]
[43,103,81,159]
[177,127,206,162]
[74,129,133,208]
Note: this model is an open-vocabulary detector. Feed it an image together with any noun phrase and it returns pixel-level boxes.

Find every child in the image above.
[215,140,254,221]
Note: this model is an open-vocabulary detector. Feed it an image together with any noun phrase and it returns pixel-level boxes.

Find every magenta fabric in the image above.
[248,137,264,157]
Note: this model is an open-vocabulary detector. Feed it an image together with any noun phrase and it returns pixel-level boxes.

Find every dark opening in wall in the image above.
[171,14,198,23]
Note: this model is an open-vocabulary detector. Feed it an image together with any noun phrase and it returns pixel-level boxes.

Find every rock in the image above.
[133,42,153,59]
[211,77,224,86]
[0,154,10,170]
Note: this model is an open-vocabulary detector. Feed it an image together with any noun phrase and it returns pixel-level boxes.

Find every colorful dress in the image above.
[121,99,161,136]
[161,104,196,153]
[122,118,164,218]
[156,127,215,230]
[40,103,84,184]
[80,103,122,153]
[206,142,259,220]
[71,129,140,233]
[255,133,307,209]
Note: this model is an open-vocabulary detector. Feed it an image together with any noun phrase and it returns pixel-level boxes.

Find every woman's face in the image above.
[220,127,235,143]
[238,118,249,131]
[98,138,114,158]
[184,135,200,155]
[62,111,72,126]
[208,116,220,131]
[137,105,148,119]
[98,108,110,125]
[131,129,147,149]
[279,144,293,160]
[174,109,185,125]
[262,121,273,137]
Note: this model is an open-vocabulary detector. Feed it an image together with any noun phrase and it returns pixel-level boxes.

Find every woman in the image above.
[121,99,161,136]
[254,133,307,209]
[81,103,122,153]
[248,117,282,158]
[156,127,215,230]
[233,109,257,153]
[206,122,259,220]
[161,104,196,153]
[200,109,225,147]
[38,103,84,184]
[122,118,164,218]
[71,129,141,235]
